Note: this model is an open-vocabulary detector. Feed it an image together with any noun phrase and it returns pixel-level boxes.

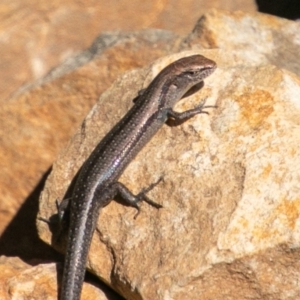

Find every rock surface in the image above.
[0,0,256,102]
[39,10,300,300]
[0,30,179,260]
[1,2,258,241]
[0,256,112,300]
[39,44,300,299]
[1,7,300,300]
[183,9,300,76]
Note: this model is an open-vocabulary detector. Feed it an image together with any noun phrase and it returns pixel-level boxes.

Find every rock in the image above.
[0,256,110,299]
[0,30,178,243]
[0,1,256,101]
[183,9,300,76]
[2,8,300,300]
[39,23,300,299]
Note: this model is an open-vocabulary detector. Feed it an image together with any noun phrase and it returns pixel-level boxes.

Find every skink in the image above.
[60,54,217,299]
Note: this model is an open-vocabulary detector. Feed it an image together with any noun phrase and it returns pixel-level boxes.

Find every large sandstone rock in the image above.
[38,10,300,300]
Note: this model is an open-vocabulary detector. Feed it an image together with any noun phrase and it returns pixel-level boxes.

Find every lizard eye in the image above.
[185,70,199,76]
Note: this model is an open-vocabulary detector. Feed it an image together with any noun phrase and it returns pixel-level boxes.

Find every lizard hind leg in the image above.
[112,177,163,219]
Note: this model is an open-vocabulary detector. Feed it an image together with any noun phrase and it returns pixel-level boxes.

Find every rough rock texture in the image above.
[0,30,178,259]
[182,9,300,76]
[0,1,257,244]
[1,8,300,300]
[0,0,256,102]
[0,256,112,300]
[39,51,300,299]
